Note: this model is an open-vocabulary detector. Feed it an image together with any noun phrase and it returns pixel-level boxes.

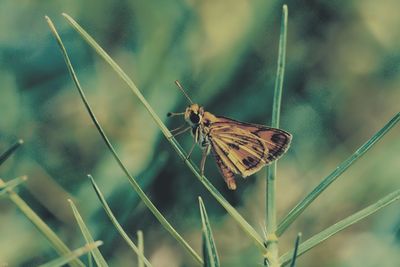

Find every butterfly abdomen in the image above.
[212,152,237,190]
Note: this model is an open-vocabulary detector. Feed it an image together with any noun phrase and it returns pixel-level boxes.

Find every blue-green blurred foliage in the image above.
[0,0,399,266]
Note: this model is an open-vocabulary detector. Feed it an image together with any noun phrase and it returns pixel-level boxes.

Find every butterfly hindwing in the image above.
[212,132,267,177]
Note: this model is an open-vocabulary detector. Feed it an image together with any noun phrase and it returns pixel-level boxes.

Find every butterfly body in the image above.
[177,103,292,190]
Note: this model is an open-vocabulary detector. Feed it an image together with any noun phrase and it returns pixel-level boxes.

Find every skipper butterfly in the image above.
[168,81,292,190]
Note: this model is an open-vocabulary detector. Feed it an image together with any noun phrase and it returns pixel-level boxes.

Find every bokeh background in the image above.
[1,0,399,266]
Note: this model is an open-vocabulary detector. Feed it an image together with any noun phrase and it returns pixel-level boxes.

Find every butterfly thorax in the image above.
[184,104,217,153]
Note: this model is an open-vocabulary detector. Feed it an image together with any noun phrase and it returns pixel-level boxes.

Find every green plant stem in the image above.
[0,139,23,165]
[279,189,400,265]
[0,179,84,267]
[265,5,288,267]
[45,16,203,265]
[277,112,400,236]
[61,13,265,252]
[289,233,301,267]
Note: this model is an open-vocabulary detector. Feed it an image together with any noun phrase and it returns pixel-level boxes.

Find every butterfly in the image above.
[168,81,292,190]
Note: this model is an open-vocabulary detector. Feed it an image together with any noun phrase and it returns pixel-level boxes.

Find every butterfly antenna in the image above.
[175,80,193,104]
[167,111,185,117]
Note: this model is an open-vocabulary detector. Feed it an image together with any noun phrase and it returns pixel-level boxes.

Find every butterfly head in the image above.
[185,104,204,126]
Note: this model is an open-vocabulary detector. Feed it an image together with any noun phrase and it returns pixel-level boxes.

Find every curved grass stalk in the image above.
[46,16,203,265]
[277,112,400,236]
[279,189,400,265]
[265,5,288,267]
[88,175,153,267]
[0,179,85,267]
[60,13,265,251]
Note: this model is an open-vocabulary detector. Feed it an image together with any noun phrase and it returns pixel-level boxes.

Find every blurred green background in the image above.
[1,0,399,266]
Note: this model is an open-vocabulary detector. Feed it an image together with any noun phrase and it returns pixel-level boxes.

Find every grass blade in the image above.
[38,241,103,267]
[68,199,108,267]
[199,197,220,267]
[280,189,400,265]
[137,231,145,267]
[88,175,153,267]
[277,112,400,236]
[265,5,288,266]
[0,139,24,165]
[289,233,301,267]
[0,179,84,267]
[46,16,202,265]
[88,253,93,267]
[0,175,28,196]
[61,13,265,252]
[270,4,288,128]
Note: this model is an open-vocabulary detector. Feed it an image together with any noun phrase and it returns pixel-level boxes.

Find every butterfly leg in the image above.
[170,124,186,134]
[199,145,210,176]
[169,126,191,138]
[185,141,196,160]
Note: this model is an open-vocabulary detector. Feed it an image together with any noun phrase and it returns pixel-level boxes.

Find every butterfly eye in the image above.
[189,112,201,124]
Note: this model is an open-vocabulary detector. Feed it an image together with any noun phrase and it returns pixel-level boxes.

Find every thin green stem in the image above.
[279,189,400,265]
[68,199,108,267]
[46,16,203,265]
[199,197,220,267]
[0,139,23,165]
[61,13,265,252]
[277,112,400,236]
[265,5,288,267]
[0,179,85,267]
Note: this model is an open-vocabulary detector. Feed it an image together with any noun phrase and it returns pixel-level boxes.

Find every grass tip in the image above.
[18,139,24,145]
[92,240,104,247]
[283,4,288,11]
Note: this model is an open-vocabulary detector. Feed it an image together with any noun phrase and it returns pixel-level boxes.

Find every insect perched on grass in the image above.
[168,81,292,190]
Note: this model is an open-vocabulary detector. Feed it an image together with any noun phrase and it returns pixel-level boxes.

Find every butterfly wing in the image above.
[209,116,292,178]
